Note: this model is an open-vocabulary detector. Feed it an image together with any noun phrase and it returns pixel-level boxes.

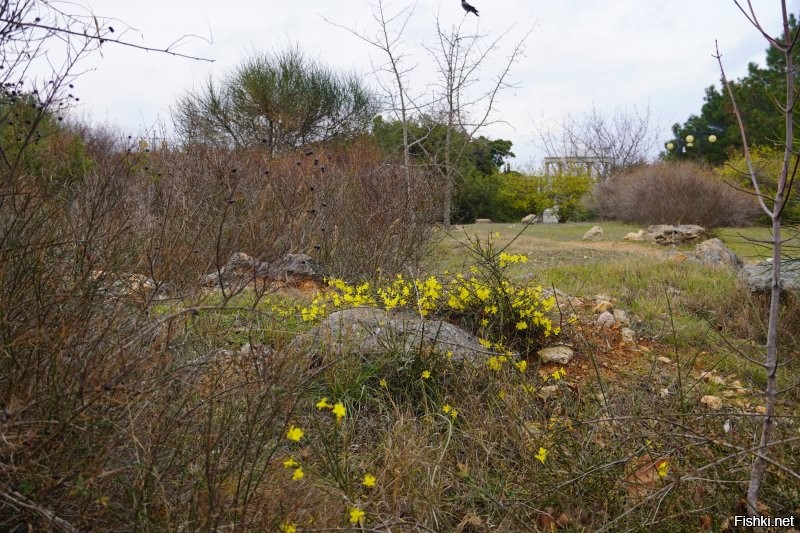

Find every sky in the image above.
[53,0,800,167]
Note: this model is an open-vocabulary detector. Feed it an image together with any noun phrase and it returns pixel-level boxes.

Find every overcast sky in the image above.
[65,0,799,167]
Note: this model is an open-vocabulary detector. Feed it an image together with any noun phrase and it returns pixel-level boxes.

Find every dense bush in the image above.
[591,162,760,227]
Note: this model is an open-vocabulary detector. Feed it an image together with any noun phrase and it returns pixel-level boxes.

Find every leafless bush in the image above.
[591,161,761,227]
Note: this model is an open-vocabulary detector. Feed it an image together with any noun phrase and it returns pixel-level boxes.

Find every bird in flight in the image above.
[461,0,479,16]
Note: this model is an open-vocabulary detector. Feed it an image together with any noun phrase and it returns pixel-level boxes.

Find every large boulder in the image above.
[288,307,493,363]
[542,206,560,224]
[692,238,743,269]
[738,259,800,292]
[646,224,707,245]
[521,213,539,224]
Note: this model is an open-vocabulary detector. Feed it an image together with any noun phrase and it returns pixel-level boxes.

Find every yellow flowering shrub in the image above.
[299,235,560,355]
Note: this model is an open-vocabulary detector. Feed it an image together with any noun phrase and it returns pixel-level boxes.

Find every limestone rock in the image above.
[475,218,492,224]
[542,206,560,224]
[583,226,604,241]
[537,385,560,400]
[260,253,323,282]
[700,395,723,410]
[596,311,615,329]
[612,309,630,325]
[621,327,636,344]
[624,229,646,241]
[646,224,707,245]
[287,307,492,363]
[693,238,743,269]
[592,300,613,314]
[538,346,574,365]
[201,252,323,289]
[521,213,537,224]
[738,259,800,292]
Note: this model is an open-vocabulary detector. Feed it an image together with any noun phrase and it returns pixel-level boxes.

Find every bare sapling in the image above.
[716,0,799,517]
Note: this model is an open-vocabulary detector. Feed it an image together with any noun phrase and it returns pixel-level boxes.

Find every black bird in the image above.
[461,0,479,16]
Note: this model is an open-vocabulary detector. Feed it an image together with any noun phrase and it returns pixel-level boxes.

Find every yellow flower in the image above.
[379,378,388,388]
[291,467,304,481]
[497,389,506,400]
[316,397,332,410]
[515,321,528,330]
[349,507,366,525]
[449,408,458,419]
[480,318,489,327]
[535,447,548,464]
[421,370,431,379]
[282,457,299,468]
[442,404,452,414]
[362,473,377,487]
[551,367,566,381]
[514,360,527,373]
[279,522,297,533]
[332,402,346,422]
[286,425,304,442]
[478,338,492,349]
[445,350,453,359]
[656,460,670,479]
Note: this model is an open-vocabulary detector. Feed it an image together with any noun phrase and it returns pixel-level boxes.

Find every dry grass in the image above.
[2,151,799,530]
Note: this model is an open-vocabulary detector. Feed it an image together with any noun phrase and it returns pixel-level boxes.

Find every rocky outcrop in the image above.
[665,238,743,270]
[646,224,707,245]
[200,252,323,289]
[738,259,800,292]
[287,307,494,363]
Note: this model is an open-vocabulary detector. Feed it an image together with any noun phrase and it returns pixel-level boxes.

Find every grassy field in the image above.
[6,221,800,531]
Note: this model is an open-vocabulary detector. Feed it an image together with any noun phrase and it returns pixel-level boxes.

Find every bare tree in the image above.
[425,16,527,224]
[536,104,658,177]
[717,0,798,518]
[328,3,528,225]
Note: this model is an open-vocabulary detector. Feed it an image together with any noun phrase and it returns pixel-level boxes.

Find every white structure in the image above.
[543,156,610,179]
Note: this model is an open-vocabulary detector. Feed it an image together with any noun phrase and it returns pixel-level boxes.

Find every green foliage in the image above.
[0,92,92,192]
[545,172,594,222]
[669,14,800,165]
[716,145,800,223]
[371,116,516,223]
[175,48,379,152]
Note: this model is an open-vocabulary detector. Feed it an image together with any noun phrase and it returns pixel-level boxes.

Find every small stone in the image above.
[700,395,723,410]
[621,328,636,344]
[596,311,615,329]
[755,405,767,415]
[613,309,630,326]
[538,346,574,365]
[736,388,747,396]
[595,294,612,302]
[731,380,743,389]
[722,390,736,398]
[537,385,560,400]
[699,371,725,386]
[657,356,672,364]
[582,226,604,241]
[623,229,646,241]
[659,387,670,398]
[593,300,613,313]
